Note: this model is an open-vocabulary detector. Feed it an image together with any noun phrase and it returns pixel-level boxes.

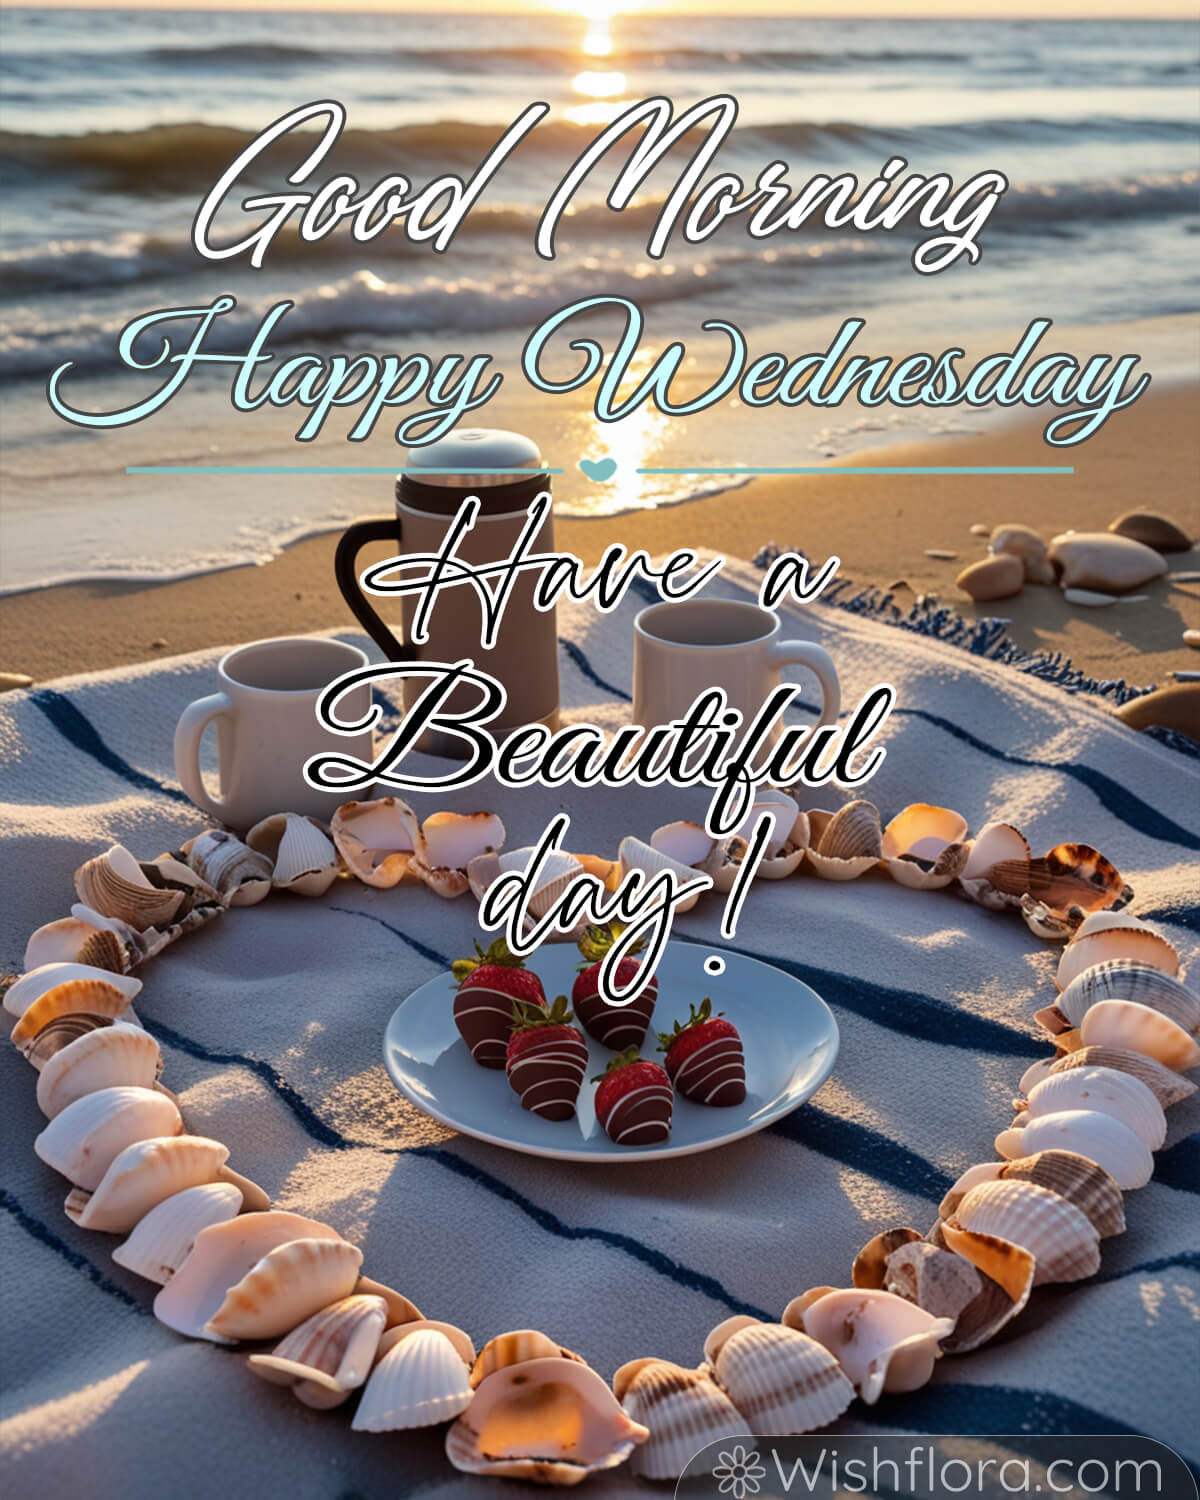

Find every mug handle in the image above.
[768,640,841,727]
[334,516,414,662]
[173,692,235,821]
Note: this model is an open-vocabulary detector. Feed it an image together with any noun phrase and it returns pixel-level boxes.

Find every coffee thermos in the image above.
[334,429,560,758]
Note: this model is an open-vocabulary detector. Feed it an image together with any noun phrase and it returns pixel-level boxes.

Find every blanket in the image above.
[2,557,1197,1498]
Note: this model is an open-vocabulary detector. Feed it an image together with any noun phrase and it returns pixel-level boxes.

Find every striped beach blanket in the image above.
[1,557,1197,1497]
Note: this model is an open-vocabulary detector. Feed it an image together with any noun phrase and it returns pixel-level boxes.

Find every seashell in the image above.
[1064,588,1119,607]
[4,961,142,1020]
[251,1294,389,1410]
[351,1320,474,1429]
[12,979,139,1064]
[613,1359,748,1481]
[735,789,806,858]
[23,916,131,976]
[206,1237,362,1343]
[330,798,421,889]
[956,552,1024,601]
[704,1316,854,1435]
[154,1210,344,1341]
[570,853,618,891]
[1109,509,1193,553]
[469,1329,580,1387]
[246,813,340,897]
[995,1109,1153,1190]
[1017,1066,1166,1150]
[618,836,706,911]
[880,1240,983,1327]
[806,801,882,880]
[416,862,471,900]
[495,847,585,920]
[1059,962,1200,1038]
[419,810,505,871]
[852,1227,924,1289]
[935,1220,1036,1314]
[66,1135,234,1233]
[880,804,969,890]
[938,1162,1006,1220]
[989,524,1055,583]
[353,1275,423,1329]
[792,1289,954,1405]
[182,830,273,906]
[75,845,185,932]
[946,1179,1100,1285]
[1056,912,1179,992]
[36,1023,162,1119]
[1079,999,1200,1071]
[113,1181,244,1284]
[651,820,725,874]
[1021,898,1079,942]
[446,1354,648,1483]
[1028,1046,1197,1110]
[994,1150,1125,1238]
[1049,531,1169,592]
[34,1084,182,1189]
[958,821,1032,908]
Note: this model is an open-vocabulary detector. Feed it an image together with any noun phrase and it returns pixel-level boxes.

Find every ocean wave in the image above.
[4,113,1197,197]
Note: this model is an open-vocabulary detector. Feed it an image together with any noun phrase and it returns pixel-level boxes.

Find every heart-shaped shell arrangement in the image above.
[2,821,1190,1489]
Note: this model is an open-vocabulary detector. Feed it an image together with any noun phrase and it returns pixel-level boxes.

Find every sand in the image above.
[2,385,1197,697]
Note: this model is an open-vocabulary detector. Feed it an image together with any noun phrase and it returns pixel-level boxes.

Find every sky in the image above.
[11,0,1200,15]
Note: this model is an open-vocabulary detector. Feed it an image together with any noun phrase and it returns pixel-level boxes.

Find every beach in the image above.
[3,381,1196,688]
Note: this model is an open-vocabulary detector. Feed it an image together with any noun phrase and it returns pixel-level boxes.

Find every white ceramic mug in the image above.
[173,637,374,831]
[633,598,840,743]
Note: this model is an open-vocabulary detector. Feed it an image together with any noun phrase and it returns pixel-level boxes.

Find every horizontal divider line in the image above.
[125,465,565,475]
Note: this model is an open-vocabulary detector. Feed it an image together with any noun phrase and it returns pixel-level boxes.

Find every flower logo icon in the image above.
[711,1445,766,1499]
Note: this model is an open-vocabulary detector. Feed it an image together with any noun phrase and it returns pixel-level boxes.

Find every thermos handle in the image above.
[334,516,414,662]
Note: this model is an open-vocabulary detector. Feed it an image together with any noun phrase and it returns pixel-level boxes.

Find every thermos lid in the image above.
[401,429,544,489]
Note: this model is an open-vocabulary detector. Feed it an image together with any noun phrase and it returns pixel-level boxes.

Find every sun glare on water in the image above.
[568,3,629,125]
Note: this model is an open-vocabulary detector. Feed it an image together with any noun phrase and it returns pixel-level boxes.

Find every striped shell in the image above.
[704,1316,854,1434]
[251,1294,389,1409]
[944,1179,1100,1286]
[246,813,340,897]
[66,1135,232,1233]
[206,1237,362,1342]
[614,1359,749,1481]
[113,1181,244,1284]
[4,961,142,1020]
[1056,913,1179,993]
[1059,962,1200,1036]
[11,979,137,1062]
[1022,1046,1197,1110]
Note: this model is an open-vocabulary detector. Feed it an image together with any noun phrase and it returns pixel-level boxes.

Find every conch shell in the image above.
[352,1319,475,1429]
[806,801,883,880]
[613,1359,748,1481]
[247,813,340,897]
[330,798,421,889]
[182,830,273,907]
[786,1288,953,1404]
[113,1181,244,1285]
[880,804,969,890]
[703,1315,854,1434]
[252,1294,390,1410]
[34,1084,181,1190]
[36,1022,161,1119]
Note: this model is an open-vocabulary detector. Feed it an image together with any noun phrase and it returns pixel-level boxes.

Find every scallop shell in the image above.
[880,804,970,890]
[1060,962,1200,1037]
[66,1135,232,1233]
[250,1294,389,1410]
[790,1288,954,1404]
[330,798,421,889]
[613,1359,748,1481]
[74,844,185,932]
[1016,1066,1166,1150]
[994,1150,1125,1238]
[353,1275,423,1330]
[938,1162,1006,1220]
[12,979,139,1063]
[618,836,706,912]
[704,1316,854,1435]
[36,1023,162,1119]
[995,1109,1153,1190]
[1079,999,1200,1072]
[206,1236,362,1343]
[352,1320,475,1429]
[4,961,142,1020]
[935,1223,1037,1315]
[34,1084,182,1189]
[959,822,1032,909]
[946,1179,1100,1285]
[154,1210,343,1341]
[1027,1046,1197,1110]
[247,813,340,897]
[112,1181,244,1284]
[494,847,586,920]
[446,1355,648,1483]
[23,916,131,975]
[182,830,273,906]
[806,801,882,880]
[469,1329,580,1387]
[1056,912,1179,992]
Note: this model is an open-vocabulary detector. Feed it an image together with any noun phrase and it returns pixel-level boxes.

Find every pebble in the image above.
[955,552,1024,601]
[0,671,33,692]
[1063,588,1118,608]
[925,549,957,560]
[150,638,168,650]
[969,523,991,537]
[1049,532,1168,592]
[1109,509,1193,554]
[1185,630,1200,651]
[1115,683,1200,738]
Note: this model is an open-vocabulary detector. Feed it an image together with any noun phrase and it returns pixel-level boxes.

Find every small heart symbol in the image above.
[579,456,618,483]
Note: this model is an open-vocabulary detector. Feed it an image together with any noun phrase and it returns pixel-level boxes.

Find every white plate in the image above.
[383,942,839,1163]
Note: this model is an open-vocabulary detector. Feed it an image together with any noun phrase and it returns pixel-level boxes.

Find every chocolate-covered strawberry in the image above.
[658,998,746,1107]
[593,1047,673,1147]
[451,938,545,1068]
[572,924,658,1050]
[505,997,589,1122]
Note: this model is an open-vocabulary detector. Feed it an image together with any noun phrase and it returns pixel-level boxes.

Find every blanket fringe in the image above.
[752,543,1158,708]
